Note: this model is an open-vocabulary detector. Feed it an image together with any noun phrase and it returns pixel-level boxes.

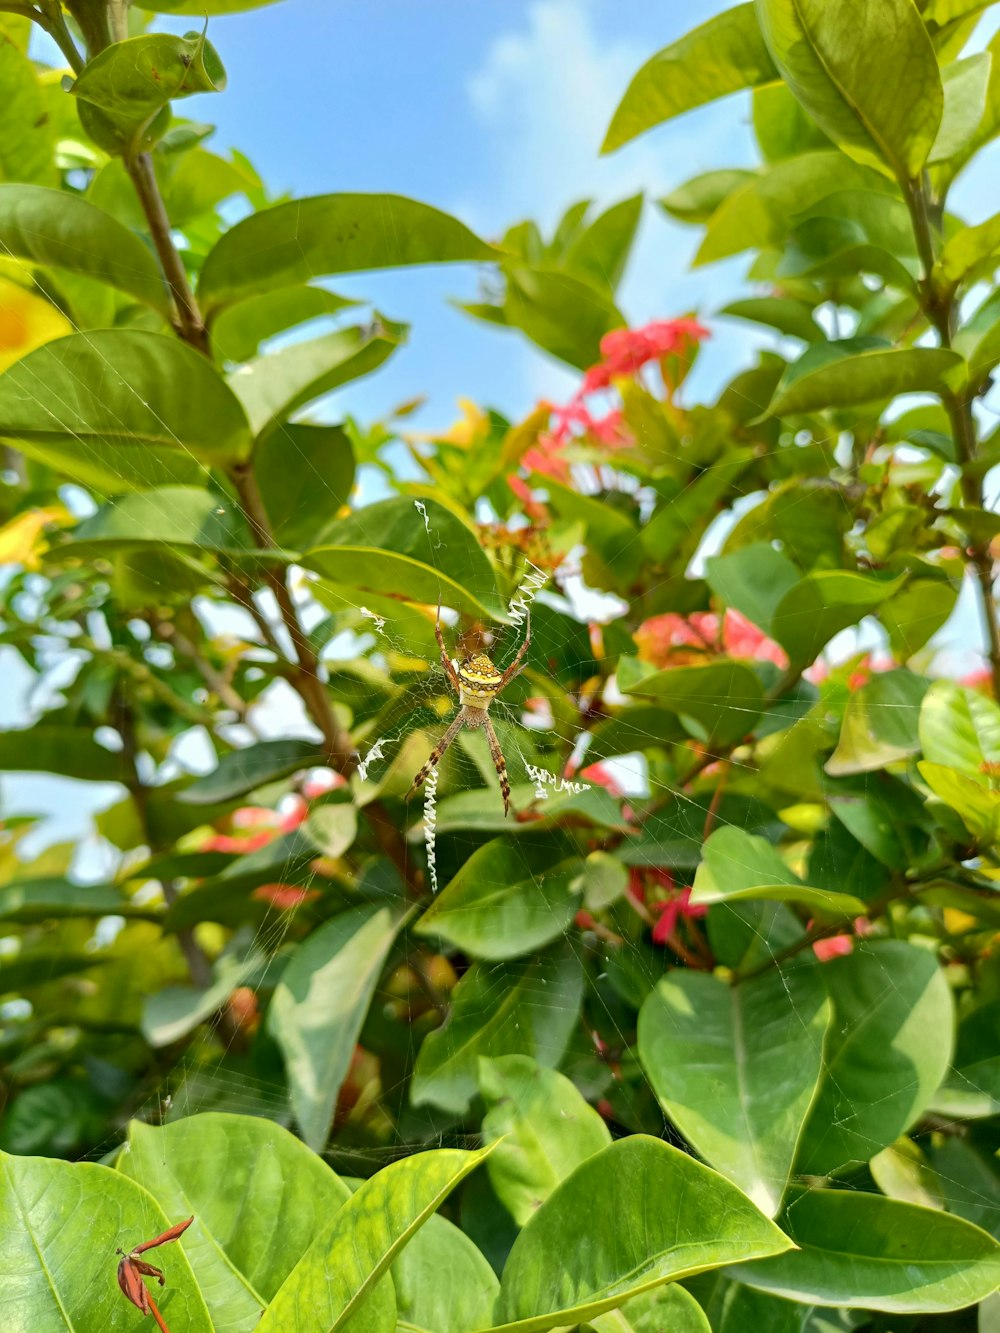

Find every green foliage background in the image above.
[2,0,1000,1328]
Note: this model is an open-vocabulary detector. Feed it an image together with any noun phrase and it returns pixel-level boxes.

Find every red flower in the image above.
[813,934,854,961]
[252,884,321,910]
[634,608,787,670]
[650,886,707,946]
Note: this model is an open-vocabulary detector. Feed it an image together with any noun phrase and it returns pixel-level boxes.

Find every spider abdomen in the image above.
[458,654,502,709]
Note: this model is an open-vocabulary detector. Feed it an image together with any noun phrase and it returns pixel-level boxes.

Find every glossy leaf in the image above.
[754,0,943,181]
[227,320,406,437]
[64,487,251,556]
[0,724,126,781]
[0,330,252,473]
[210,285,360,363]
[416,838,581,961]
[720,297,823,343]
[391,1213,499,1333]
[258,1147,489,1332]
[142,947,265,1046]
[303,496,505,620]
[691,827,865,918]
[0,878,156,923]
[795,941,954,1176]
[602,5,778,153]
[253,423,355,549]
[199,193,495,312]
[0,184,168,312]
[478,1055,611,1226]
[179,739,326,804]
[618,659,765,747]
[268,905,402,1150]
[491,1136,792,1333]
[659,168,756,223]
[638,962,830,1216]
[0,38,53,185]
[930,54,991,164]
[919,678,1000,779]
[1,1147,212,1330]
[411,943,584,1115]
[732,1188,1000,1312]
[936,209,1000,291]
[826,669,927,774]
[769,570,906,667]
[584,1284,712,1333]
[765,342,964,417]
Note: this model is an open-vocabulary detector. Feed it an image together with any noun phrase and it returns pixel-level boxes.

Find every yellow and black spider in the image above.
[407,609,531,817]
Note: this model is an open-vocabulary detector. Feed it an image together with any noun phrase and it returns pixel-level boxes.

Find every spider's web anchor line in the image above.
[507,560,548,627]
[422,766,439,894]
[525,762,588,801]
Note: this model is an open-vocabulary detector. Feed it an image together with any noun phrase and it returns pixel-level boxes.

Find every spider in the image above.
[407,609,531,817]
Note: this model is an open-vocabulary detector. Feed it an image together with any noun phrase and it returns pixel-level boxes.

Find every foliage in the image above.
[2,0,1000,1328]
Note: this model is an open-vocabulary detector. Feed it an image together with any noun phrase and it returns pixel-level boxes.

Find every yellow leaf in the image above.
[0,277,72,373]
[0,506,70,570]
[436,397,490,449]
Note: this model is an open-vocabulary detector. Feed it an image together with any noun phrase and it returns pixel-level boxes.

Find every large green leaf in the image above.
[490,1137,791,1333]
[258,1147,489,1332]
[754,0,943,181]
[618,659,765,747]
[63,487,252,557]
[765,343,964,417]
[0,724,126,781]
[478,1055,611,1227]
[303,496,504,621]
[691,827,866,918]
[0,185,168,313]
[936,209,1000,291]
[391,1213,500,1333]
[659,168,757,224]
[179,739,326,804]
[268,905,402,1151]
[602,5,778,153]
[0,38,53,184]
[119,1114,355,1331]
[227,320,406,437]
[584,1284,712,1333]
[1,1147,212,1330]
[210,284,359,363]
[416,838,581,961]
[695,153,893,265]
[796,941,954,1175]
[199,193,495,313]
[768,569,907,667]
[141,947,266,1046]
[253,423,355,549]
[0,330,253,474]
[706,543,800,634]
[638,962,829,1216]
[731,1188,1000,1312]
[930,53,991,164]
[919,678,1000,779]
[826,670,927,774]
[719,297,824,343]
[0,878,157,923]
[411,943,584,1115]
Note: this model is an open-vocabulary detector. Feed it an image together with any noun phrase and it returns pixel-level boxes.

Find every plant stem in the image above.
[906,175,1000,697]
[124,152,209,354]
[2,2,85,71]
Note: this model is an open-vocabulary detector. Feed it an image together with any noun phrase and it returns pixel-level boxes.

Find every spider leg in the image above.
[483,715,511,817]
[407,711,465,800]
[435,605,462,696]
[497,608,531,693]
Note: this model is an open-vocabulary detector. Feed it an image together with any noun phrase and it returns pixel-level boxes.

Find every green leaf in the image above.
[199,193,495,313]
[144,0,285,12]
[491,1137,792,1333]
[695,153,894,265]
[416,838,581,961]
[731,1188,1000,1312]
[0,878,156,923]
[258,1147,489,1332]
[659,168,756,224]
[476,265,625,371]
[826,669,927,774]
[691,827,866,918]
[936,209,1000,290]
[1,1148,212,1331]
[929,54,991,164]
[227,320,407,437]
[765,342,964,417]
[769,570,907,667]
[179,739,326,804]
[478,1055,611,1226]
[0,39,53,184]
[618,660,765,747]
[919,761,1000,842]
[706,543,801,634]
[638,962,830,1216]
[70,32,225,157]
[919,678,1000,779]
[253,424,355,549]
[0,184,168,313]
[563,193,643,293]
[391,1213,500,1333]
[584,1284,712,1333]
[752,81,832,161]
[268,905,402,1151]
[63,487,251,556]
[304,803,358,859]
[720,297,823,343]
[754,0,943,181]
[0,330,252,475]
[119,1113,354,1333]
[210,285,360,363]
[303,496,504,621]
[602,5,778,153]
[796,941,954,1176]
[411,943,584,1115]
[142,947,266,1046]
[0,724,125,781]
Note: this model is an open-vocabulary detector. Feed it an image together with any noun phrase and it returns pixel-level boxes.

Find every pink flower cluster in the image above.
[635,608,788,671]
[581,318,709,394]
